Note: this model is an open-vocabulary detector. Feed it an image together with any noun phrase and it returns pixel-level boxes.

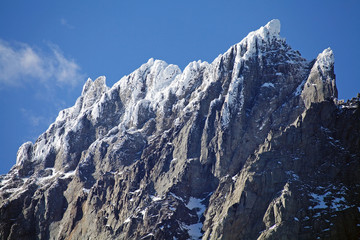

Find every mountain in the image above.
[1,19,359,240]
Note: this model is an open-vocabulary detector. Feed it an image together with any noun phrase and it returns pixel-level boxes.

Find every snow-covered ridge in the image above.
[14,19,329,176]
[54,19,286,131]
[75,19,284,128]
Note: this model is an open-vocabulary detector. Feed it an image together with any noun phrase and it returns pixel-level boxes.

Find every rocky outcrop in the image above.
[301,48,338,109]
[0,19,359,240]
[203,100,360,239]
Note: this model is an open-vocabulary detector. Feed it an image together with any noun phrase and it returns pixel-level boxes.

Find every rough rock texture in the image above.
[0,19,359,240]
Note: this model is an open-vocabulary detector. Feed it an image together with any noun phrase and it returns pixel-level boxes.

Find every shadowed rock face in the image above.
[0,20,359,240]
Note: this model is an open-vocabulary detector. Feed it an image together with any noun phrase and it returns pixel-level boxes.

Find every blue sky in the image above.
[0,0,359,174]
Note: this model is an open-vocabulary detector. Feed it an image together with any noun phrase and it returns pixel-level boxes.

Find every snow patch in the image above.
[140,208,147,219]
[269,224,277,230]
[141,233,154,239]
[184,197,207,239]
[183,222,203,240]
[0,178,11,185]
[61,170,75,179]
[261,82,275,88]
[170,192,184,202]
[309,185,351,212]
[186,197,206,218]
[151,195,162,202]
[83,188,90,194]
[309,193,328,209]
[129,189,141,194]
[314,48,334,74]
[294,79,306,96]
[238,19,282,60]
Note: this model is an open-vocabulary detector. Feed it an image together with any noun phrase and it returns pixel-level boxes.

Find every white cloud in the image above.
[0,39,84,87]
[60,18,75,29]
[20,108,46,127]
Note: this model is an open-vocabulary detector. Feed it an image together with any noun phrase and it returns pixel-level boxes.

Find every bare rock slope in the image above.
[1,20,359,240]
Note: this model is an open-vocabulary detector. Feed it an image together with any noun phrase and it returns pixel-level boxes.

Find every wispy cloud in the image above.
[60,18,75,29]
[19,108,58,142]
[20,108,48,127]
[0,39,84,87]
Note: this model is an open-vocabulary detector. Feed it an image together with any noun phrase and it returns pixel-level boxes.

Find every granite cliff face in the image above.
[0,20,359,240]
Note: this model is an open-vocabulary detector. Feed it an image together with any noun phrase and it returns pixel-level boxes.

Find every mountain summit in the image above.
[1,20,359,240]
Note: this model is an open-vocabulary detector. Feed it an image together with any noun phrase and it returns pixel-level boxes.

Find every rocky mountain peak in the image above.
[315,47,334,73]
[248,18,281,42]
[82,76,108,96]
[231,19,283,61]
[1,20,359,240]
[263,18,281,37]
[301,47,337,108]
